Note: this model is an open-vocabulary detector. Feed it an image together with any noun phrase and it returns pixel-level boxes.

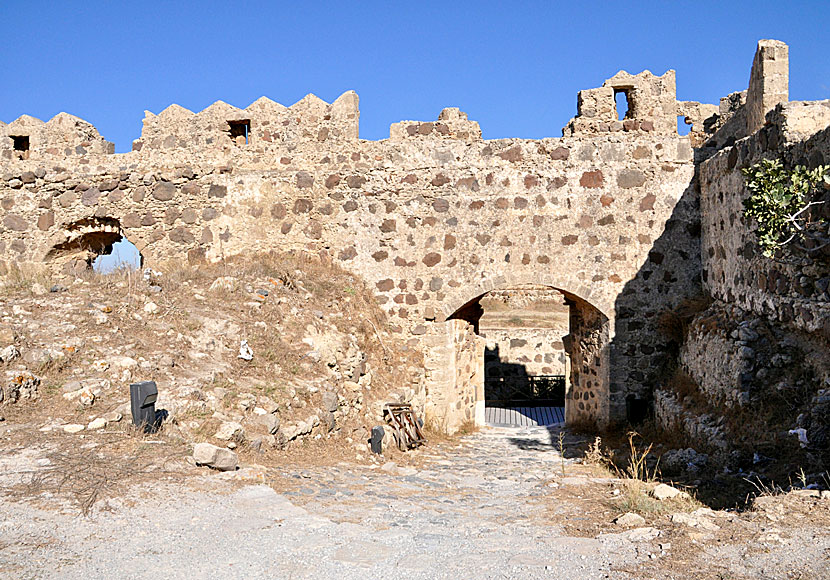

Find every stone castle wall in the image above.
[481,328,567,378]
[699,105,830,336]
[5,40,813,433]
[664,41,830,455]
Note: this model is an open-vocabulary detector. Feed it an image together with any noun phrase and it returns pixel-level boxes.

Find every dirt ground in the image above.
[2,421,829,579]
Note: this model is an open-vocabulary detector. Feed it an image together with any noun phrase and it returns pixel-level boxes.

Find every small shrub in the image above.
[742,159,830,259]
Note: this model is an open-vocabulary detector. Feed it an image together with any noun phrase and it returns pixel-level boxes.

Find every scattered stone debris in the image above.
[0,345,20,363]
[2,372,40,403]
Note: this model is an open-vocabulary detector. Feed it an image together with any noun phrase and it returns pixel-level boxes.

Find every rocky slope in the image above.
[0,251,425,460]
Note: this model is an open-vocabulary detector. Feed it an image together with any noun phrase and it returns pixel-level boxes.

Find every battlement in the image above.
[564,69,680,136]
[133,90,360,152]
[0,112,113,161]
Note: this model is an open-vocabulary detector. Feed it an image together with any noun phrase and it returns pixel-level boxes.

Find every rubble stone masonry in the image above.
[2,40,826,433]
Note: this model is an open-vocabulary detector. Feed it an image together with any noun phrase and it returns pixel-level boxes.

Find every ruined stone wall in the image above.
[1,65,707,432]
[481,328,567,378]
[665,40,830,458]
[699,108,830,336]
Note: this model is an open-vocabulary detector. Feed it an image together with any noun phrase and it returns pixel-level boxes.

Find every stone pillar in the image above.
[745,39,789,135]
[564,296,612,430]
[421,319,485,434]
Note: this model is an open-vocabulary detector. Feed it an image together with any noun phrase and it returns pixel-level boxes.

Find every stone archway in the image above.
[424,277,613,433]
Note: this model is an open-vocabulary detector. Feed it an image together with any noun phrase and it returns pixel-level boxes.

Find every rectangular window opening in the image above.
[10,135,30,160]
[228,120,251,145]
[614,89,630,121]
[11,135,29,151]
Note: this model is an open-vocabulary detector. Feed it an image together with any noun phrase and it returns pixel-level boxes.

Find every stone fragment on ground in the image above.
[193,443,238,471]
[214,421,244,441]
[627,526,660,541]
[652,482,686,500]
[0,345,20,363]
[671,511,721,531]
[614,512,646,527]
[87,417,108,430]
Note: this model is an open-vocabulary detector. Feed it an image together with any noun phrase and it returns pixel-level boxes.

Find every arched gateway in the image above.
[2,65,722,433]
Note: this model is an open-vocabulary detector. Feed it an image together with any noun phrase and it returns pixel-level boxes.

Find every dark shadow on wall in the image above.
[608,154,704,427]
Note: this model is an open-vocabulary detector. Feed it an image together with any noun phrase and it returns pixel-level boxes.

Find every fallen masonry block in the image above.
[614,512,646,527]
[193,442,238,471]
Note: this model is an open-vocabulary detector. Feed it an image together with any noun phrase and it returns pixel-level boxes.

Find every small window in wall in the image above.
[614,90,630,121]
[677,116,692,136]
[11,135,30,159]
[228,120,251,145]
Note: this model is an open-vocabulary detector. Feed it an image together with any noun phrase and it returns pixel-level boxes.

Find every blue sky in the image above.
[2,1,829,152]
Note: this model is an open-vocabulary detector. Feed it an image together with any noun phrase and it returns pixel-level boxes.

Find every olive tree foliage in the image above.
[741,159,830,260]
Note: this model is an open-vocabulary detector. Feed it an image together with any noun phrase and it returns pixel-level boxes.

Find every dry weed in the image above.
[11,433,187,515]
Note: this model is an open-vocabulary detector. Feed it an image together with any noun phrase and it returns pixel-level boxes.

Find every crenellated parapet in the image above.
[132,90,360,152]
[0,112,114,161]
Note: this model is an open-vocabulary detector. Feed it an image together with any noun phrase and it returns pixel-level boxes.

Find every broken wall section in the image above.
[661,39,830,466]
[389,107,482,143]
[564,70,681,136]
[702,40,790,149]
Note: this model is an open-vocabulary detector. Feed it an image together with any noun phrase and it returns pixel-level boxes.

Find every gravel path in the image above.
[1,427,650,579]
[3,427,828,579]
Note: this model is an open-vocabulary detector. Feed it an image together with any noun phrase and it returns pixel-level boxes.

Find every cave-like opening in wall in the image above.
[445,283,611,431]
[44,216,143,276]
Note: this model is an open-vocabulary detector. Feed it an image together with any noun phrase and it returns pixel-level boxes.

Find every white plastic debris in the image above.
[238,340,253,361]
[143,268,162,281]
[788,428,809,447]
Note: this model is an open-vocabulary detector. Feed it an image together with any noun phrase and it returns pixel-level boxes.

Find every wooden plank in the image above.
[556,407,564,423]
[543,406,554,425]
